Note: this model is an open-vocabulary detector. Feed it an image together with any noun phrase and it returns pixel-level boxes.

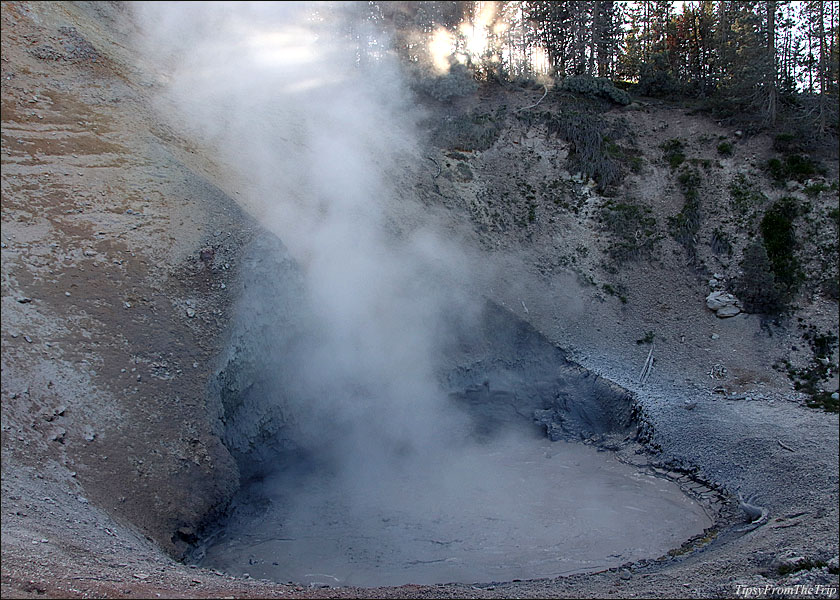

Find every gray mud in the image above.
[199,435,711,587]
[197,233,715,587]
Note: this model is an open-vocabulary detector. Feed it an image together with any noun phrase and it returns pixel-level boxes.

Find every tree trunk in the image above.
[573,1,589,74]
[590,0,600,76]
[817,0,827,133]
[767,1,777,124]
[718,1,729,88]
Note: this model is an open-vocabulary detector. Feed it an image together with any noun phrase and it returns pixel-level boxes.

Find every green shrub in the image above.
[760,197,801,291]
[767,157,786,181]
[598,200,659,263]
[766,153,825,183]
[603,283,628,303]
[734,241,787,314]
[636,331,655,344]
[677,168,701,191]
[786,327,839,413]
[633,52,682,98]
[785,154,821,179]
[558,75,632,106]
[804,182,830,197]
[772,132,806,154]
[734,198,803,315]
[414,63,478,101]
[710,228,732,256]
[808,329,838,359]
[660,138,685,169]
[729,174,766,214]
[777,559,831,576]
[607,142,644,174]
[436,107,506,151]
[829,207,840,228]
[525,110,624,190]
[668,167,702,258]
[716,141,733,156]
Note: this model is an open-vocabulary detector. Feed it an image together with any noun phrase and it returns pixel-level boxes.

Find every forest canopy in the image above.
[348,1,839,137]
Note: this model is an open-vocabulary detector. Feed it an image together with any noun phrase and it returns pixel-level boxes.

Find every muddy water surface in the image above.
[200,435,711,587]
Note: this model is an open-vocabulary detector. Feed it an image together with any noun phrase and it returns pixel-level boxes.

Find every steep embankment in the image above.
[416,81,839,408]
[1,2,838,599]
[1,0,247,574]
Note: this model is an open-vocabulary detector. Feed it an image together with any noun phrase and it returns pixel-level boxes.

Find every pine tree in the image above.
[766,0,778,124]
[735,242,786,314]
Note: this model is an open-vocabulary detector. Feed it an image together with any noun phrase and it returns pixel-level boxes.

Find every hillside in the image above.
[415,79,839,410]
[1,2,838,599]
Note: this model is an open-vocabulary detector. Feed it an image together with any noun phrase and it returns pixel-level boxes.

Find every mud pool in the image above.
[198,432,711,587]
[200,240,714,588]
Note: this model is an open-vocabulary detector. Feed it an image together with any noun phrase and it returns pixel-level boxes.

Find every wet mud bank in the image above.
[189,231,733,586]
[211,232,639,480]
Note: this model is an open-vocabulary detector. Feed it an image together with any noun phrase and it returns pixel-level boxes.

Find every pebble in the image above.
[186,308,196,318]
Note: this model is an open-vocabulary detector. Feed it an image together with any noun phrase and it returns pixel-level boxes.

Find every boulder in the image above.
[716,305,741,318]
[706,291,735,310]
[706,291,741,318]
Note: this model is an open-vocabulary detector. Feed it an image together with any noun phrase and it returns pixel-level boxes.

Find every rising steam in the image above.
[133,1,488,476]
[129,3,714,586]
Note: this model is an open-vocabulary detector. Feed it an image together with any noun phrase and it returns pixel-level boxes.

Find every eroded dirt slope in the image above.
[1,0,248,581]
